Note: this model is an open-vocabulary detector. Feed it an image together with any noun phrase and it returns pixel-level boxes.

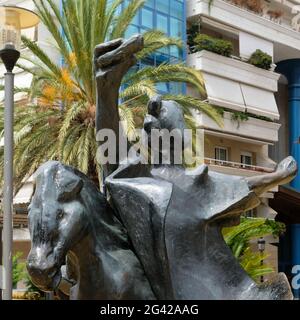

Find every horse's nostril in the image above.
[27,259,58,278]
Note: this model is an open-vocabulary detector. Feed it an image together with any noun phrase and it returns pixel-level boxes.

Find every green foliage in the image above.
[230,111,249,128]
[193,34,233,57]
[187,24,200,53]
[223,217,286,281]
[13,252,26,288]
[12,252,44,298]
[246,112,273,122]
[217,106,274,123]
[248,49,272,70]
[240,248,273,279]
[231,111,249,123]
[0,0,222,192]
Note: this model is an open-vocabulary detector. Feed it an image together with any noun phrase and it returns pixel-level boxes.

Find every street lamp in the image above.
[258,237,266,283]
[0,5,39,300]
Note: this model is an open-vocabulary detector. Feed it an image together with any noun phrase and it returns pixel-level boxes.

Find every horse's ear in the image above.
[56,170,84,201]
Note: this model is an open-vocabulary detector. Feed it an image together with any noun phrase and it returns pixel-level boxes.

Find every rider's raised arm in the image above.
[94,35,144,178]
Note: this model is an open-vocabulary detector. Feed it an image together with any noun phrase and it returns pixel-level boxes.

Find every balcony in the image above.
[0,214,28,228]
[204,157,275,177]
[187,50,281,120]
[187,0,300,51]
[194,110,281,143]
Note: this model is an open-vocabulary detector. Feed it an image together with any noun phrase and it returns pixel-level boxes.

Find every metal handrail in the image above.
[0,214,28,227]
[204,157,274,173]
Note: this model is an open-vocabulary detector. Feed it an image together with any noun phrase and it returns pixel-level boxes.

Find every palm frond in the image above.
[110,0,145,39]
[137,30,183,59]
[120,79,157,100]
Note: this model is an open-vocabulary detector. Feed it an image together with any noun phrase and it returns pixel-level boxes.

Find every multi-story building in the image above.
[186,0,300,297]
[0,0,299,297]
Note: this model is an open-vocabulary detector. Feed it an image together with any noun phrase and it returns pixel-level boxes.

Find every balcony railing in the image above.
[0,214,28,228]
[204,157,275,173]
[222,0,300,32]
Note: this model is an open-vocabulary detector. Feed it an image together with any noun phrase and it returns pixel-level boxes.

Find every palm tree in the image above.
[223,216,286,281]
[0,0,221,191]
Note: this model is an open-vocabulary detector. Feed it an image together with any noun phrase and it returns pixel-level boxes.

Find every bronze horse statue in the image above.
[27,161,155,300]
[27,35,297,299]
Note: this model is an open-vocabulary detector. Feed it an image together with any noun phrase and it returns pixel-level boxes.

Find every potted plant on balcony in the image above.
[245,0,263,14]
[267,9,283,23]
[248,49,272,70]
[193,34,234,57]
[231,0,246,8]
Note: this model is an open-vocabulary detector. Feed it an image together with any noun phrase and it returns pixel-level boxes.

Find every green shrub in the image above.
[187,24,200,53]
[248,49,272,70]
[13,252,26,289]
[193,34,233,57]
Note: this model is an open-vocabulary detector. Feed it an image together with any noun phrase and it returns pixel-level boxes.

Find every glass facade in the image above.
[123,0,187,94]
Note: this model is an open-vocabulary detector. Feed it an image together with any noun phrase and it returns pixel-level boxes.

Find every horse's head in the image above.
[27,161,89,291]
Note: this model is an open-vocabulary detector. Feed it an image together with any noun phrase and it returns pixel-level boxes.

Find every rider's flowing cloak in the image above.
[106,160,292,300]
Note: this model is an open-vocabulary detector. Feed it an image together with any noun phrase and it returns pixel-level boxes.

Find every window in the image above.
[169,82,182,95]
[156,52,170,63]
[244,209,256,218]
[241,152,253,168]
[170,45,181,59]
[156,82,169,93]
[157,0,169,14]
[170,0,184,19]
[157,13,168,33]
[145,0,155,8]
[170,17,182,38]
[141,8,154,29]
[215,147,228,162]
[125,25,139,39]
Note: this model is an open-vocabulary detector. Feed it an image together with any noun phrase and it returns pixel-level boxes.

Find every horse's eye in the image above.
[57,209,64,220]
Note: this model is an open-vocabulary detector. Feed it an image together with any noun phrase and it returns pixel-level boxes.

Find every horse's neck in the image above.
[71,232,101,275]
[69,232,104,299]
[69,212,127,298]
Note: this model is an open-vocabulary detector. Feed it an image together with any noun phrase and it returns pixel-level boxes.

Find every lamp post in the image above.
[258,237,266,283]
[0,5,39,300]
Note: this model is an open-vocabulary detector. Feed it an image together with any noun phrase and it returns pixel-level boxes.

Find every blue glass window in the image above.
[170,0,184,19]
[156,82,169,93]
[157,44,169,55]
[141,8,154,29]
[157,13,168,33]
[140,27,150,35]
[145,0,155,8]
[170,17,182,38]
[170,45,182,59]
[125,25,139,39]
[122,0,186,94]
[156,52,169,64]
[156,0,169,14]
[141,55,156,66]
[169,82,182,95]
